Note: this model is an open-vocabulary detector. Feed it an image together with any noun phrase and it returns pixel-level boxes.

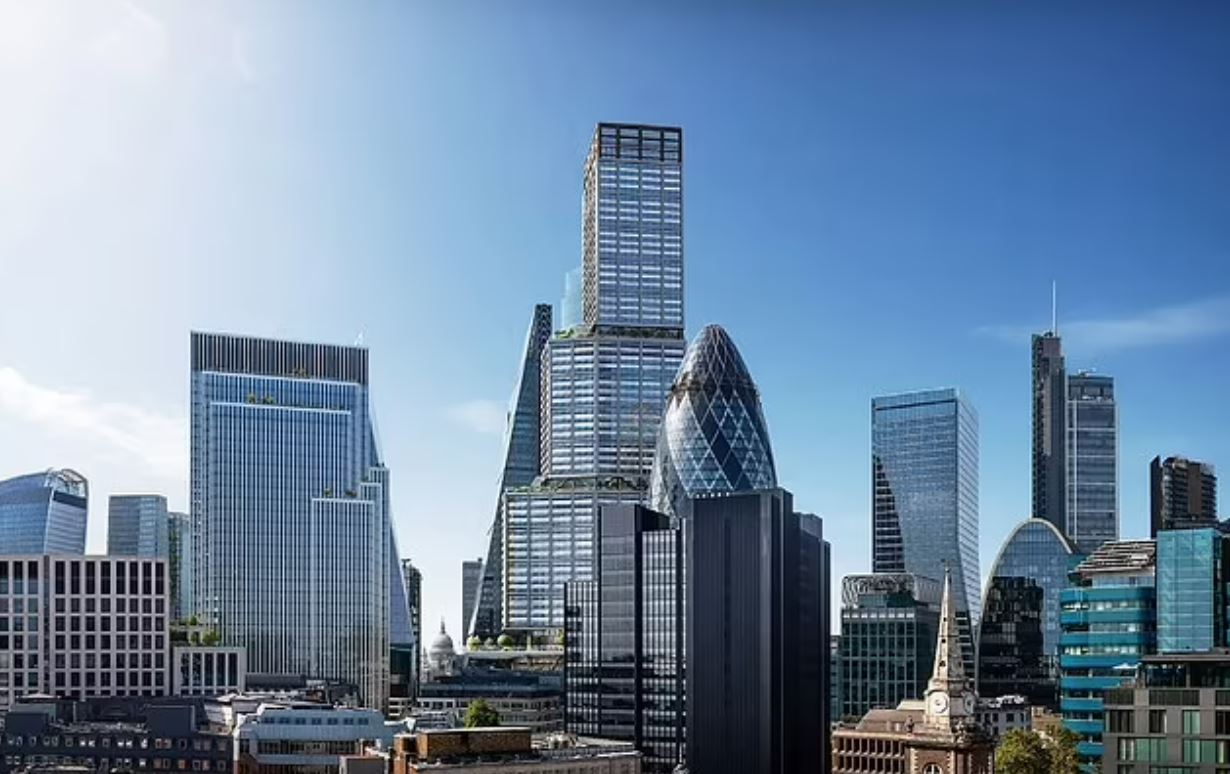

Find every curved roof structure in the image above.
[649,324,776,517]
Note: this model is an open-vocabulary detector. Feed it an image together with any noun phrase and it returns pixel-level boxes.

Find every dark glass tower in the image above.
[564,504,684,772]
[976,518,1079,709]
[460,558,483,640]
[1032,332,1067,536]
[1151,455,1218,537]
[470,303,552,639]
[649,324,776,519]
[1067,371,1118,552]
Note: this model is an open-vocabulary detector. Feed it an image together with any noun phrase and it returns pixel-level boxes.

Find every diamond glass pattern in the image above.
[650,325,776,516]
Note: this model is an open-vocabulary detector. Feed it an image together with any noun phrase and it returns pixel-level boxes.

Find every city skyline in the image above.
[3,2,1230,641]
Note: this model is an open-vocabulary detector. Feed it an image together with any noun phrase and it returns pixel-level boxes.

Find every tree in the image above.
[996,729,1050,774]
[1046,726,1082,774]
[463,699,500,728]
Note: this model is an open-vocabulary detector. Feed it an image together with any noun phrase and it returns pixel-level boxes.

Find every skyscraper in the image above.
[168,510,192,621]
[976,518,1079,708]
[107,494,170,557]
[687,489,830,774]
[0,469,88,554]
[190,332,394,708]
[503,123,686,634]
[1032,331,1067,536]
[402,558,423,698]
[1067,371,1118,551]
[649,324,776,518]
[461,558,483,639]
[872,389,981,631]
[470,304,552,640]
[1151,455,1218,537]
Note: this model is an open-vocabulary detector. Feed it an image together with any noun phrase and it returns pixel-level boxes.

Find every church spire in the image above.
[924,567,976,727]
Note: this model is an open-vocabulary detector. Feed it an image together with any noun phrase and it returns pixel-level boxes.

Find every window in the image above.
[1110,711,1136,734]
[1183,710,1201,735]
[1150,710,1168,734]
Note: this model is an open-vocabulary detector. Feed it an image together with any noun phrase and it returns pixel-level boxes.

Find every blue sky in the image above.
[2,1,1229,638]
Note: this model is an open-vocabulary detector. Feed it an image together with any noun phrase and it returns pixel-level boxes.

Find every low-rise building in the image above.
[0,697,231,774]
[174,647,247,697]
[386,728,640,773]
[232,702,410,774]
[975,695,1033,739]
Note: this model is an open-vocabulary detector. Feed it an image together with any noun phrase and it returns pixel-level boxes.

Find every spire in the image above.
[930,566,966,686]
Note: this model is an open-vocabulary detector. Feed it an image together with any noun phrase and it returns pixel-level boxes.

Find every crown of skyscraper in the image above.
[649,324,777,517]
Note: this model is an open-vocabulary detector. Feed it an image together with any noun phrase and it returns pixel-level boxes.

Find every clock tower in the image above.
[923,568,978,729]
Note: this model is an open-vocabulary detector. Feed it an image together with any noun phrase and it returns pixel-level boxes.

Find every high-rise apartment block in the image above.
[502,124,686,634]
[0,555,170,712]
[0,469,88,554]
[190,332,398,708]
[1032,331,1067,536]
[107,494,170,558]
[872,389,981,634]
[837,573,941,721]
[1151,455,1218,537]
[470,304,552,640]
[1066,371,1118,551]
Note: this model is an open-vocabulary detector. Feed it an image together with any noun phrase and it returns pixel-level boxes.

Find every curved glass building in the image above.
[0,468,88,553]
[650,324,776,517]
[977,518,1079,707]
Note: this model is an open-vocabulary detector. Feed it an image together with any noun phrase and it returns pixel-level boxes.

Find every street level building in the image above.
[1102,653,1230,774]
[1151,456,1218,537]
[232,702,410,774]
[385,728,641,773]
[838,573,941,722]
[1060,540,1157,767]
[0,555,169,713]
[0,470,87,555]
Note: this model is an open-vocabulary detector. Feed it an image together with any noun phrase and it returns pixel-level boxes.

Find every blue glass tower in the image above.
[650,324,776,518]
[107,494,170,557]
[190,332,395,708]
[871,389,981,630]
[1157,527,1229,653]
[1067,372,1118,552]
[0,469,88,554]
[1060,539,1156,767]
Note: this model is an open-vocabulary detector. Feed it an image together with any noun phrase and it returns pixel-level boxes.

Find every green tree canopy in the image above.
[463,699,500,728]
[1046,726,1082,774]
[997,729,1050,774]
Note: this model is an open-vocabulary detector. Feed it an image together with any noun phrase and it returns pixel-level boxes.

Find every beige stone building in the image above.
[383,727,641,773]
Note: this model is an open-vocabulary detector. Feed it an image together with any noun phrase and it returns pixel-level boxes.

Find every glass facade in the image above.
[649,324,776,518]
[461,558,483,640]
[1059,540,1156,767]
[872,389,981,632]
[167,510,192,621]
[1067,372,1118,552]
[560,266,583,331]
[471,304,552,639]
[977,518,1079,708]
[189,331,392,709]
[564,505,684,773]
[1157,528,1229,653]
[106,494,170,558]
[838,573,940,720]
[1032,332,1067,538]
[0,469,88,554]
[502,123,686,634]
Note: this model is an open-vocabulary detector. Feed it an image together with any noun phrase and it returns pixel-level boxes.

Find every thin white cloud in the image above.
[445,399,507,437]
[975,295,1230,354]
[0,366,184,480]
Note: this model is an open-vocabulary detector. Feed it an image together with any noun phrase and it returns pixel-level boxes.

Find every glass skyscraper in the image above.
[470,303,553,640]
[460,558,483,640]
[0,469,88,554]
[1032,331,1067,536]
[871,389,981,630]
[977,517,1080,708]
[1157,528,1229,653]
[649,324,776,518]
[1067,371,1118,552]
[168,510,192,621]
[189,332,396,708]
[106,494,170,558]
[503,123,685,635]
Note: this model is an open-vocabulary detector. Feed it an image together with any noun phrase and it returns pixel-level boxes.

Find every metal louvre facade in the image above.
[190,332,390,708]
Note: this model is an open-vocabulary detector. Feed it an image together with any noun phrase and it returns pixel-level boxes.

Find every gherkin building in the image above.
[650,324,777,517]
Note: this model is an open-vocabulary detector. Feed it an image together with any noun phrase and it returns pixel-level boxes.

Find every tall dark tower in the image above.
[1032,330,1066,535]
[1151,455,1218,536]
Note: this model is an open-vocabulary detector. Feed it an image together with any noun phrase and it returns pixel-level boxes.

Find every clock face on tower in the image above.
[929,693,949,714]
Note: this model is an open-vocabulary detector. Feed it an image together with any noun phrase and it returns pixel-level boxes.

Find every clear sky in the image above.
[2,1,1230,640]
